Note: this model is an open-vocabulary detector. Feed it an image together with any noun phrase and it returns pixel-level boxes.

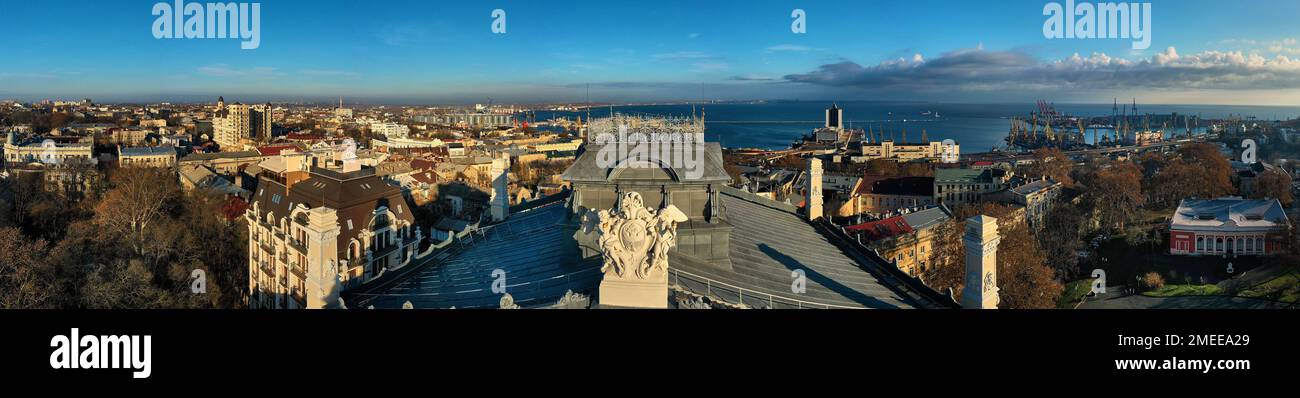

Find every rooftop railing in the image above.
[669,268,862,309]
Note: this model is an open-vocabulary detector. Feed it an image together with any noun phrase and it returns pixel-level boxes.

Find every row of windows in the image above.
[1193,236,1265,253]
[935,183,994,194]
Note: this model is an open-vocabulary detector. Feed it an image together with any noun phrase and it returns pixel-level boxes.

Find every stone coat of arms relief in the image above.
[593,192,688,279]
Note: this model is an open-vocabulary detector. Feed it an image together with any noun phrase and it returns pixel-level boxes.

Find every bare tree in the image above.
[93,168,178,256]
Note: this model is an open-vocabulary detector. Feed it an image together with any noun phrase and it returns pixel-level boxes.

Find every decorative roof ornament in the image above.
[340,138,358,160]
[594,192,688,279]
[554,289,589,308]
[499,293,519,309]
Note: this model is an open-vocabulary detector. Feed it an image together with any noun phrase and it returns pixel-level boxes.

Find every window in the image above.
[1196,237,1204,251]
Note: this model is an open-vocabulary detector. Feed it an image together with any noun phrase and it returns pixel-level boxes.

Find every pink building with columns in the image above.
[1168,197,1290,256]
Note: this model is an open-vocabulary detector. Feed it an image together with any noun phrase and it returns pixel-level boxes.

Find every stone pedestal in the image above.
[598,272,668,309]
[589,192,685,309]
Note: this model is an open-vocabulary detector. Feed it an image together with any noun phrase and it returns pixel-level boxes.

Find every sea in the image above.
[527,101,1300,153]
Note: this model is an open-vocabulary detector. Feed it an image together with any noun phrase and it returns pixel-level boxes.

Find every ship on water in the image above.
[1005,98,1202,151]
[1004,100,1089,151]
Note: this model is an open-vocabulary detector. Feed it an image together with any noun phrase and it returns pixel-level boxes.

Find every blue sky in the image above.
[3,0,1300,104]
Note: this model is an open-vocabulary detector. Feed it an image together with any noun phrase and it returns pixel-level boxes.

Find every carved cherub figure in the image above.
[594,192,688,279]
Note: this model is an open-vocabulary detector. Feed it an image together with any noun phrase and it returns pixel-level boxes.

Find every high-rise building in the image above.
[214,100,250,150]
[213,98,271,150]
[825,103,842,129]
[250,103,273,141]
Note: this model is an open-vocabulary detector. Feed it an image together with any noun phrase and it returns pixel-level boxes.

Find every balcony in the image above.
[287,238,307,254]
[290,287,306,306]
[259,261,274,275]
[290,261,307,278]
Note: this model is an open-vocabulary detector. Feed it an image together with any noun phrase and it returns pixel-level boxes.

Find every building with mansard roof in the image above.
[245,156,419,310]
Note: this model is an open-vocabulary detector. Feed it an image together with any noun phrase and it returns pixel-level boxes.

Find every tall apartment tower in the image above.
[961,215,1000,309]
[250,103,273,142]
[806,157,823,221]
[825,103,843,129]
[214,101,251,149]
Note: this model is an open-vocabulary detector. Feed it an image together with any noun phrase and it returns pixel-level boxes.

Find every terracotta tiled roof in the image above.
[845,216,914,241]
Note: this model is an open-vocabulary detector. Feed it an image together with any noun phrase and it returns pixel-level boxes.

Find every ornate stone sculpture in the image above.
[594,192,688,280]
[499,293,520,309]
[590,192,687,308]
[554,289,590,309]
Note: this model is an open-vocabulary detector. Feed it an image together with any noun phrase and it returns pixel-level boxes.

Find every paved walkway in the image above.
[1079,291,1291,309]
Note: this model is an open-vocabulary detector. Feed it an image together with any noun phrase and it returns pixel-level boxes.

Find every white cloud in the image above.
[785,45,1300,92]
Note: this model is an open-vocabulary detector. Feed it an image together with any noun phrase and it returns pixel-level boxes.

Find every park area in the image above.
[1058,223,1299,309]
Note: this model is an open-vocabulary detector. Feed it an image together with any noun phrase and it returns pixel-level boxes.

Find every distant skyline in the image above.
[3,0,1300,105]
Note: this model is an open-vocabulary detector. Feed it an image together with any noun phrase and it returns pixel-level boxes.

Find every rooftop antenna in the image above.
[585,84,591,137]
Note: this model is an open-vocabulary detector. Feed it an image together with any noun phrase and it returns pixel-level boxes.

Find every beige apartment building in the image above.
[245,157,420,309]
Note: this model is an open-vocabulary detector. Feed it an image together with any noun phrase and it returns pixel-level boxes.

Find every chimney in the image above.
[961,215,1000,309]
[340,158,361,173]
[490,152,511,222]
[806,157,823,221]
